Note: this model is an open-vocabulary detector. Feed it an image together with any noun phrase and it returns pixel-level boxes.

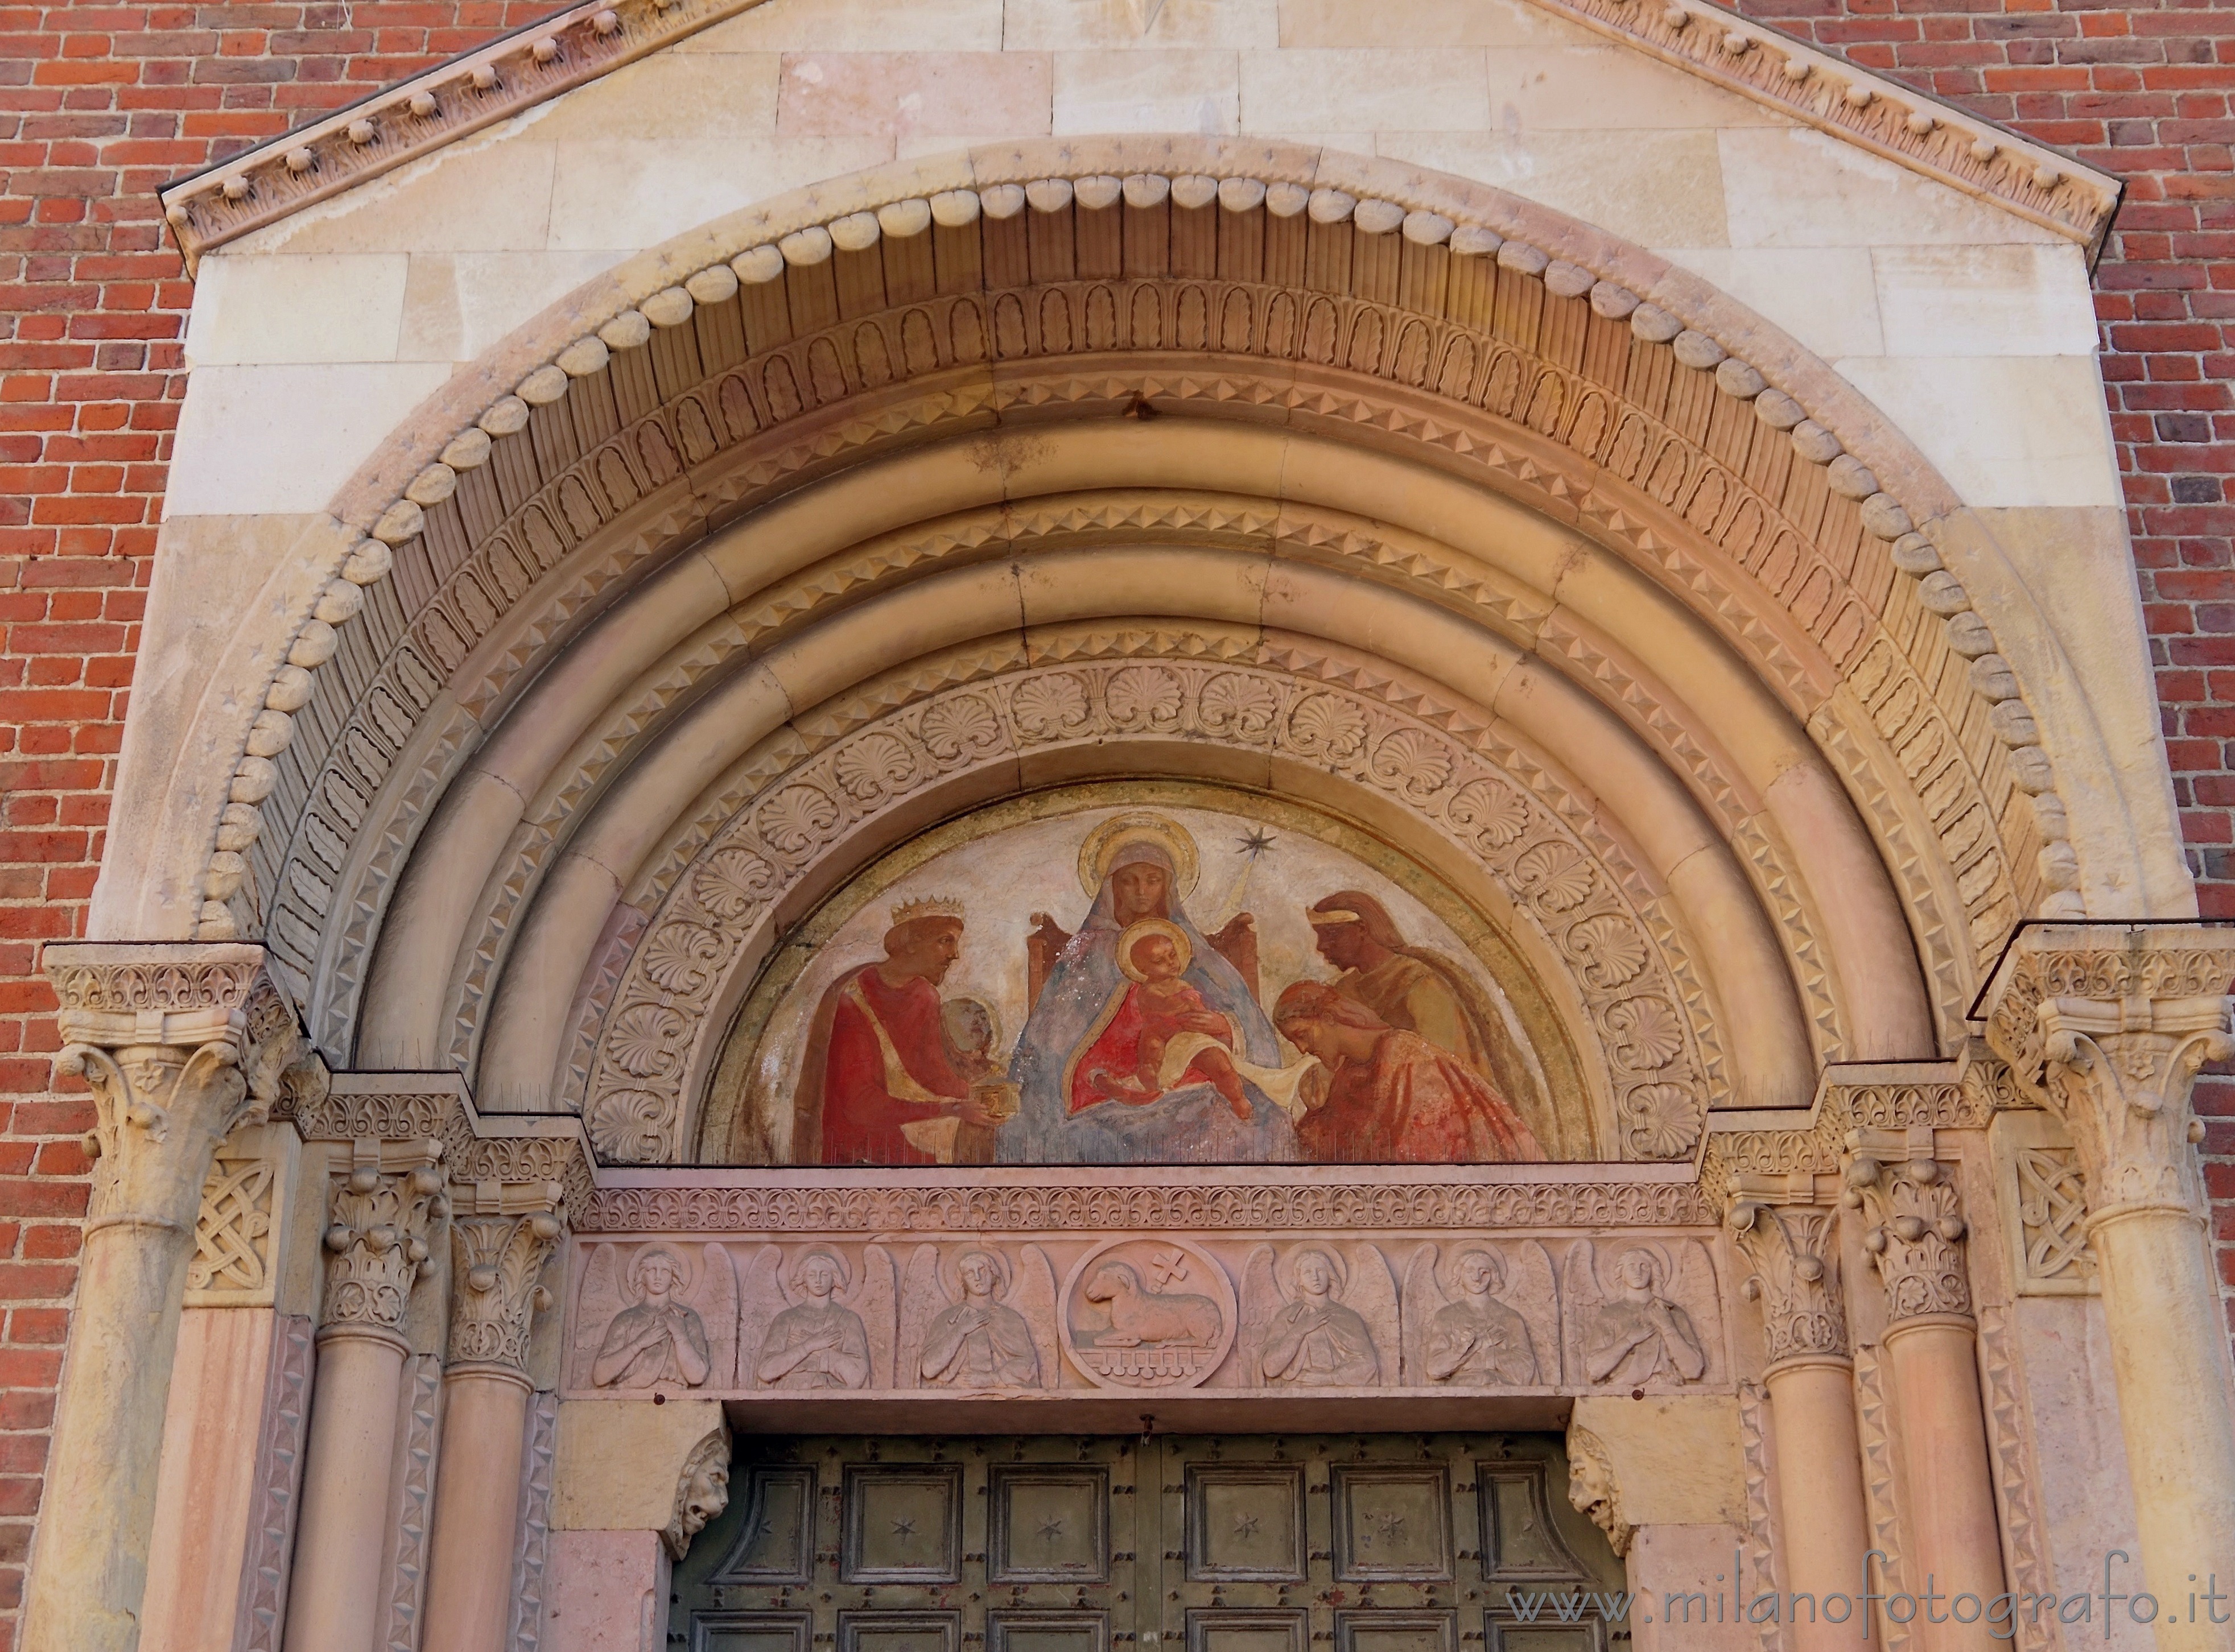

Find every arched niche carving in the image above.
[201,144,2075,1153]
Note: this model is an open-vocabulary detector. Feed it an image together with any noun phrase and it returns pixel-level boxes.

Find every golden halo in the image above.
[1077,811,1201,899]
[1116,919,1194,982]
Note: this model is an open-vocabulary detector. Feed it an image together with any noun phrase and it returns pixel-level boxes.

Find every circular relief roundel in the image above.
[1058,1237,1239,1391]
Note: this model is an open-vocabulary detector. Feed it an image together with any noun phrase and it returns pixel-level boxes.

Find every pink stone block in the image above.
[544,1528,673,1652]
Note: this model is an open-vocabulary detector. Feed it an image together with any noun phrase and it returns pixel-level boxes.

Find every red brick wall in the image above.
[0,0,2231,1637]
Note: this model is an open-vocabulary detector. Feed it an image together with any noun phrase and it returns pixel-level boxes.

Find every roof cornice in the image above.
[158,0,2121,270]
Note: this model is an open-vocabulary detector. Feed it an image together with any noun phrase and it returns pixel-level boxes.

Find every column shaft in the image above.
[1766,1359,1879,1652]
[284,1332,411,1652]
[420,1372,531,1652]
[2095,1211,2235,1647]
[1881,1320,2003,1648]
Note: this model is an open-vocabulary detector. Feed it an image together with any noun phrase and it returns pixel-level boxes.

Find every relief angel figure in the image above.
[1400,1242,1551,1387]
[1238,1244,1393,1387]
[578,1242,737,1391]
[898,1245,1057,1390]
[1562,1240,1712,1388]
[737,1244,896,1390]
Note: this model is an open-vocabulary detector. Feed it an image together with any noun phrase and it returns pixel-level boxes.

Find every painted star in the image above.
[1233,1514,1261,1538]
[1235,828,1277,859]
[892,1518,918,1539]
[1040,1517,1067,1541]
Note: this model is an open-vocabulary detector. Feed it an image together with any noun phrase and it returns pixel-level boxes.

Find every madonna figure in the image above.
[1001,812,1305,1163]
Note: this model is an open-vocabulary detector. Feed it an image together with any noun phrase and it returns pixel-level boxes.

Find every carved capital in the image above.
[1564,1423,1634,1558]
[1726,1175,1849,1368]
[322,1139,450,1340]
[1983,925,2235,1227]
[663,1428,732,1561]
[1841,1129,1970,1324]
[44,942,265,1233]
[447,1181,566,1377]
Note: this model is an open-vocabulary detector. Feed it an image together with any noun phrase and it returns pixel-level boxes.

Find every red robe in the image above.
[1297,1029,1545,1164]
[816,968,970,1164]
[1067,982,1232,1113]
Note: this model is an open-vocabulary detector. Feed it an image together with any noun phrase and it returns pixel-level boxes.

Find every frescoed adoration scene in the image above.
[711,804,1587,1166]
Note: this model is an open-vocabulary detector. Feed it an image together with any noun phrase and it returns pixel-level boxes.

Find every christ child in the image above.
[1082,920,1252,1120]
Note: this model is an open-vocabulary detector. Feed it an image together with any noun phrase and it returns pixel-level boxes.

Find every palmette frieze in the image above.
[562,1230,1728,1399]
[575,1178,1714,1234]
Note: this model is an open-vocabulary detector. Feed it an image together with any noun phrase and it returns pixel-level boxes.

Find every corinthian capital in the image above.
[1983,924,2235,1226]
[321,1139,448,1341]
[447,1180,566,1378]
[1726,1175,1849,1368]
[1841,1129,1970,1323]
[44,942,265,1230]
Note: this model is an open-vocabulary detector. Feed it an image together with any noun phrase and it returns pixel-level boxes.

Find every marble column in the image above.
[23,942,265,1652]
[284,1138,448,1652]
[420,1181,566,1652]
[1842,1130,2004,1650]
[1985,924,2235,1652]
[1727,1177,1879,1652]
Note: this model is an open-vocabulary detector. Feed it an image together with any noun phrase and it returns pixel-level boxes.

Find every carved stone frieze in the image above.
[1841,1130,1970,1323]
[562,1229,1727,1399]
[1725,1182,1848,1368]
[448,1184,567,1378]
[1993,1109,2094,1295]
[576,1176,1716,1233]
[1983,926,2235,1226]
[320,1141,449,1340]
[583,647,1713,1164]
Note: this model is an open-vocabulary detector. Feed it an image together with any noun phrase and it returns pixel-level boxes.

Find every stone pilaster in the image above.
[23,941,265,1652]
[1725,1172,1877,1652]
[1984,923,2235,1652]
[422,1178,567,1652]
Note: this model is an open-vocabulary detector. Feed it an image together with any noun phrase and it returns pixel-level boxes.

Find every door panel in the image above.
[674,1436,1623,1652]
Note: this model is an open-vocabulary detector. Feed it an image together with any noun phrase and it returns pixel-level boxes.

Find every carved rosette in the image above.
[448,1186,567,1377]
[1984,927,2235,1228]
[44,943,266,1232]
[321,1144,450,1340]
[1726,1186,1849,1369]
[1841,1133,1970,1324]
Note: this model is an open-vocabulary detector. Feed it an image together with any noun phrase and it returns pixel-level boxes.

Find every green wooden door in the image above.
[672,1436,1626,1652]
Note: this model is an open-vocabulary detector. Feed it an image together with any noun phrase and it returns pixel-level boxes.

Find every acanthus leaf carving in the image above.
[1726,1188,1848,1366]
[1841,1131,1970,1324]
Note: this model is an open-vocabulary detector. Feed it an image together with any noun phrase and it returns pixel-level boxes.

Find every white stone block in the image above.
[397,250,626,364]
[1388,130,1729,251]
[1720,127,2062,247]
[1055,48,1240,134]
[166,362,453,517]
[546,136,894,251]
[1661,247,1883,358]
[529,49,781,141]
[678,0,1003,51]
[1004,0,1278,49]
[1483,45,1776,130]
[1834,354,2122,508]
[184,253,409,367]
[1870,243,2100,357]
[1281,0,1582,47]
[262,135,557,255]
[1239,48,1491,132]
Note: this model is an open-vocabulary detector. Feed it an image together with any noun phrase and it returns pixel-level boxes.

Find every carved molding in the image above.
[507,1391,560,1652]
[1976,1306,2062,1652]
[188,1123,299,1306]
[584,644,1713,1164]
[224,161,2067,1097]
[1841,1131,1970,1324]
[1852,1343,1914,1652]
[157,30,2116,266]
[1735,1382,1789,1652]
[576,1177,1717,1233]
[663,1427,732,1561]
[233,1314,315,1652]
[1725,1184,1849,1367]
[1983,926,2235,1227]
[375,1355,444,1652]
[1564,1424,1634,1558]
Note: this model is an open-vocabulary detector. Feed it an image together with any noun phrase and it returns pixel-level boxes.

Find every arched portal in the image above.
[185,143,2077,1170]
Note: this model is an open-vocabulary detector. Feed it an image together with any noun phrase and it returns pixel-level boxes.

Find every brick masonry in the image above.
[0,0,2229,1638]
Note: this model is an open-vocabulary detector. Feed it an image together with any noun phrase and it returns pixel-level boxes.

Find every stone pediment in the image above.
[157,0,2119,270]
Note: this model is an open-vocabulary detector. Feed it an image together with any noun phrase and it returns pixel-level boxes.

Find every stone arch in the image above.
[165,139,2102,1162]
